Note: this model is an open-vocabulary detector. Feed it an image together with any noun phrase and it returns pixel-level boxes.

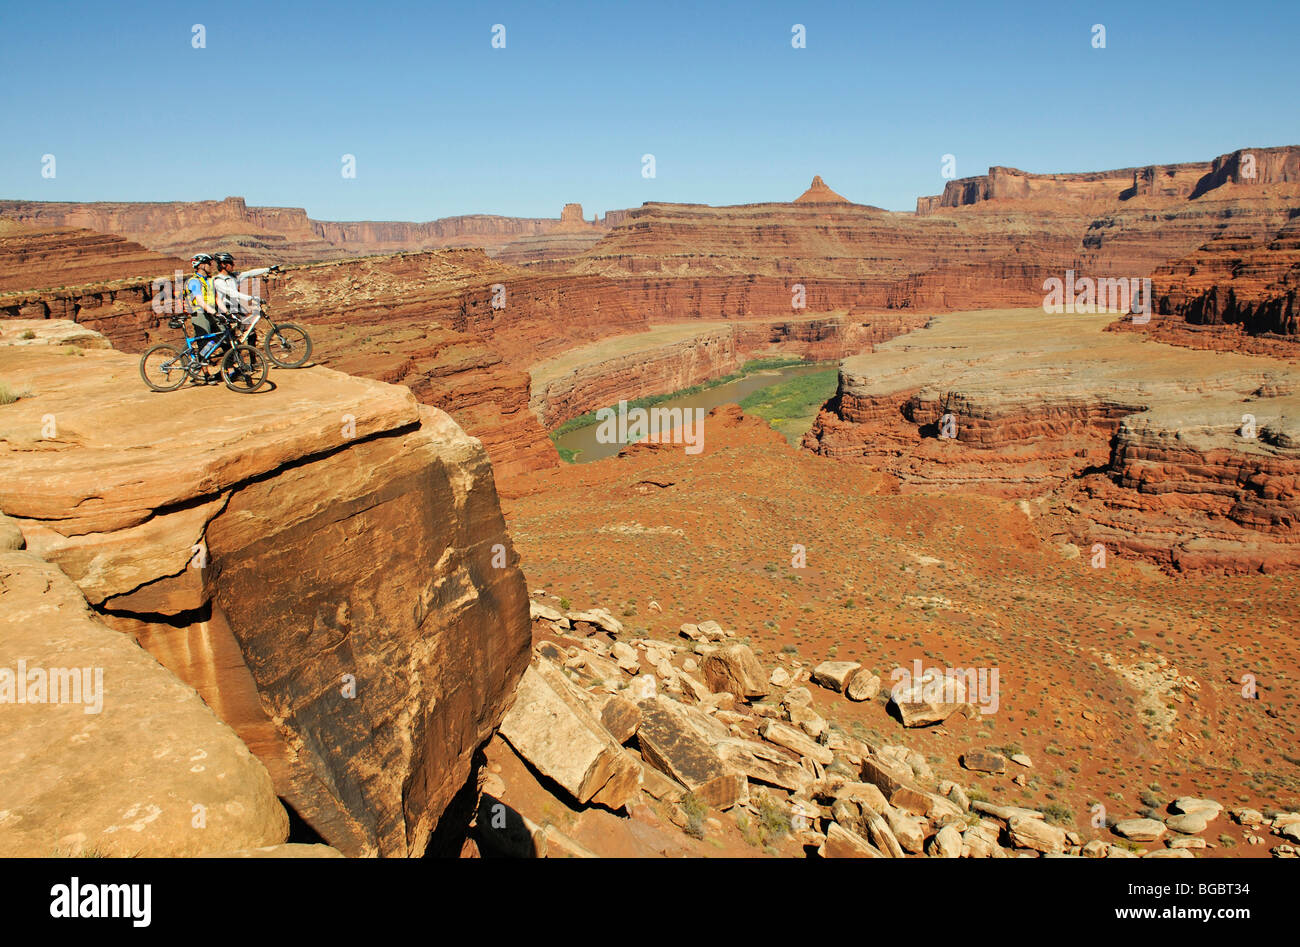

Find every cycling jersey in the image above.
[185,274,216,314]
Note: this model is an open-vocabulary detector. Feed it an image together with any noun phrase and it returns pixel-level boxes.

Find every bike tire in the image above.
[220,344,269,393]
[263,322,312,368]
[139,343,190,392]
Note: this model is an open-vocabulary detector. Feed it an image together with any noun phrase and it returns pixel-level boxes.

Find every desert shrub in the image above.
[681,792,708,839]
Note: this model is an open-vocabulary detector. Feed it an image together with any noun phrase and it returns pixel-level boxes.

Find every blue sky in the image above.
[1,0,1297,220]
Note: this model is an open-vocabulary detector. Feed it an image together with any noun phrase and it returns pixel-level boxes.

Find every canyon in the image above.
[3,144,1300,859]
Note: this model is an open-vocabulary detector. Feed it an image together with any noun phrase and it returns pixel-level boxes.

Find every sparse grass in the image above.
[681,792,708,839]
[19,329,36,340]
[0,380,33,405]
[1041,802,1075,826]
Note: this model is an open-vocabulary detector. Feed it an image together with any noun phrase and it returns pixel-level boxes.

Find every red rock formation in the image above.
[1132,217,1300,355]
[0,332,532,855]
[794,175,850,203]
[0,219,184,293]
[803,309,1300,573]
[0,197,616,265]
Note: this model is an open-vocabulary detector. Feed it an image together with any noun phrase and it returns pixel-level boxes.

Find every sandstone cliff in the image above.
[1136,216,1300,354]
[0,218,184,293]
[0,322,532,855]
[0,197,615,265]
[916,146,1300,211]
[803,308,1300,573]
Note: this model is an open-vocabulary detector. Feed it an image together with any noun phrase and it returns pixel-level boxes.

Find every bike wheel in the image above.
[263,323,312,368]
[220,344,269,393]
[139,343,190,392]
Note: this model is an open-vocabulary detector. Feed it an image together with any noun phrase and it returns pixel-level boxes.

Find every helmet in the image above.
[191,252,213,268]
[214,252,235,267]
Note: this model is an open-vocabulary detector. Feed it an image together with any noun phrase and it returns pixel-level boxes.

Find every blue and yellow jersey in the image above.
[185,274,215,312]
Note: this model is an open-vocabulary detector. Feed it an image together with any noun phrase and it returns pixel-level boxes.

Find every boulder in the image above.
[860,754,913,798]
[611,641,641,673]
[1008,817,1067,854]
[567,608,625,636]
[499,660,641,809]
[961,750,1007,774]
[715,738,814,794]
[929,823,963,858]
[205,844,345,858]
[884,807,926,854]
[701,644,770,699]
[835,782,889,815]
[636,697,745,809]
[769,666,792,688]
[823,822,884,858]
[865,811,906,857]
[812,661,862,693]
[1113,818,1167,842]
[1166,812,1209,835]
[696,620,726,640]
[600,695,642,744]
[972,800,1045,822]
[846,671,881,702]
[0,551,288,857]
[529,599,568,626]
[782,686,813,708]
[759,720,833,765]
[1172,796,1222,819]
[788,703,826,739]
[624,749,686,803]
[889,667,969,727]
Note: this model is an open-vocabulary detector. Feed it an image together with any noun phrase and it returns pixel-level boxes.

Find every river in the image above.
[551,363,831,463]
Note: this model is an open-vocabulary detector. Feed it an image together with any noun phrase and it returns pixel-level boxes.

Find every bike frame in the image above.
[162,321,240,375]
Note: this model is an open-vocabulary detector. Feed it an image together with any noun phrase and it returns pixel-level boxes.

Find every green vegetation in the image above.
[1041,802,1074,826]
[548,355,816,444]
[19,329,36,340]
[738,366,839,444]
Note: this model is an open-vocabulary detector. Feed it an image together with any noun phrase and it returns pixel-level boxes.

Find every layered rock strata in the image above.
[0,325,532,854]
[803,308,1300,572]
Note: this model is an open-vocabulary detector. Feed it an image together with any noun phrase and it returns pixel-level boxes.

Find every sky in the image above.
[1,0,1297,221]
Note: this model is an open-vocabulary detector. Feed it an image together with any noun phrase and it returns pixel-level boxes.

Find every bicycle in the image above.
[222,278,313,368]
[139,314,269,393]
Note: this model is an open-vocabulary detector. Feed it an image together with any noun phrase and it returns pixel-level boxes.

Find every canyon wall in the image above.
[0,197,616,265]
[803,309,1300,573]
[0,219,185,293]
[0,325,532,855]
[1130,215,1300,355]
[916,147,1300,212]
[531,313,926,428]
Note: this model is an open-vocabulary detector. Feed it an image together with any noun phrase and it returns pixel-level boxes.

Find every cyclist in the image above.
[212,252,279,343]
[184,253,221,341]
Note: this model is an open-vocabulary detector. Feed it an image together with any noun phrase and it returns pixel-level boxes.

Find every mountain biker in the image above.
[212,252,279,341]
[185,253,221,340]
